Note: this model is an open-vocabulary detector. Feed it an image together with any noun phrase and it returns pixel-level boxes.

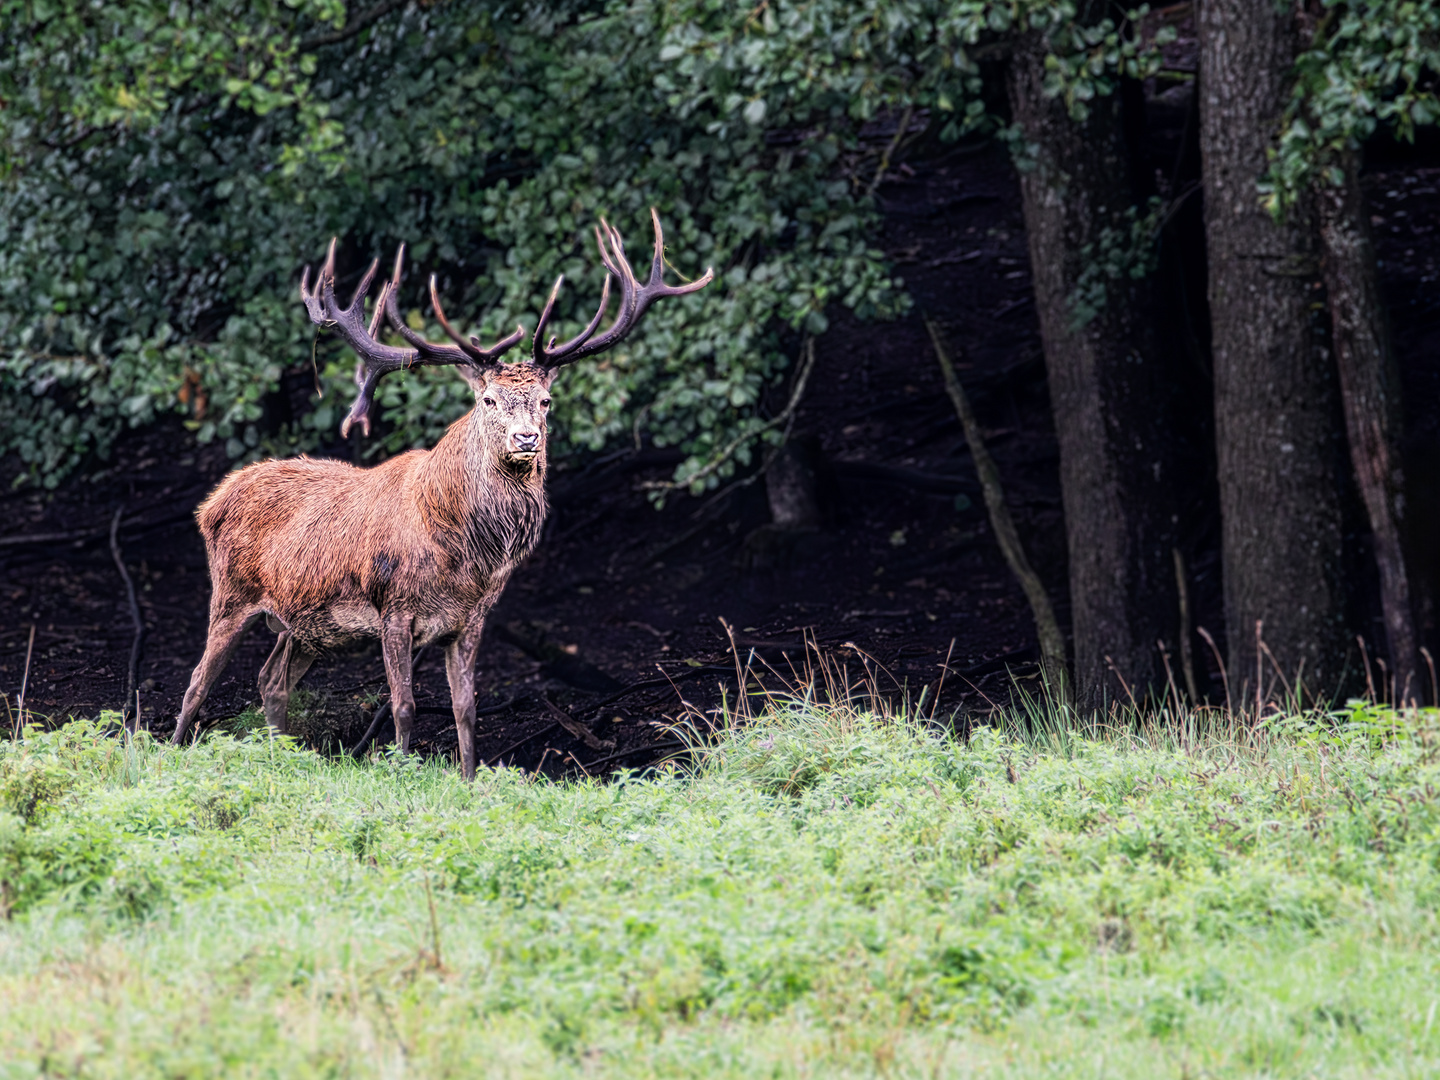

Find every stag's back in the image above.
[198,452,431,613]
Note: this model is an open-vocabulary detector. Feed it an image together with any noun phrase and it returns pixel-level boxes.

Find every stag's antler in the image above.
[300,240,525,438]
[533,209,714,368]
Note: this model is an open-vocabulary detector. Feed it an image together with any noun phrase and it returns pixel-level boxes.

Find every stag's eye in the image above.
[540,399,551,408]
[483,397,496,407]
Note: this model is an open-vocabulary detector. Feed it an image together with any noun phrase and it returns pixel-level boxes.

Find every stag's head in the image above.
[300,211,713,467]
[471,363,552,464]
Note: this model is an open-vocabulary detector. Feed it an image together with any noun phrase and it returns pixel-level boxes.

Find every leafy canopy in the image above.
[0,1,1207,492]
[2,0,910,490]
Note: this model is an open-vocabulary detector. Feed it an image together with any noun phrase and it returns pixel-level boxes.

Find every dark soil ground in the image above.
[4,74,1439,776]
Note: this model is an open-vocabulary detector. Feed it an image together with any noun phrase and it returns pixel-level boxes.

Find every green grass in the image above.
[1,696,1439,1077]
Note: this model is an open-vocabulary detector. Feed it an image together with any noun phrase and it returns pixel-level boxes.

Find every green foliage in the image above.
[1264,0,1440,215]
[1067,195,1164,328]
[1,706,1439,1072]
[0,0,1180,492]
[14,0,1405,489]
[0,0,911,489]
[0,0,348,173]
[1034,5,1175,122]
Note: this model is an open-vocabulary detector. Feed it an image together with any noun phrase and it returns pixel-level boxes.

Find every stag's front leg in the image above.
[445,620,485,781]
[380,616,417,754]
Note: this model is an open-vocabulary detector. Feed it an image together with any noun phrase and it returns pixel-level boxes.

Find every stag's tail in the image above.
[195,470,249,545]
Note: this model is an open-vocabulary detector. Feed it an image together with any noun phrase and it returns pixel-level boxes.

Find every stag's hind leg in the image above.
[173,611,263,744]
[445,623,485,781]
[258,630,317,736]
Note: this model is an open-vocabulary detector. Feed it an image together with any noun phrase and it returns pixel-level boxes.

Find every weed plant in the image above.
[0,679,1438,1076]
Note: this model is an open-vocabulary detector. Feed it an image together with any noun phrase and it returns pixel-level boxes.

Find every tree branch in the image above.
[926,316,1071,707]
[110,508,146,732]
[641,336,817,496]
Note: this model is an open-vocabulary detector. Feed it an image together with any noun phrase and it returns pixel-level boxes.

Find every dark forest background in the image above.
[3,0,1440,760]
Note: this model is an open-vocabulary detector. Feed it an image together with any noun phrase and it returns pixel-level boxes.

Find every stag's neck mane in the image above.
[415,407,548,570]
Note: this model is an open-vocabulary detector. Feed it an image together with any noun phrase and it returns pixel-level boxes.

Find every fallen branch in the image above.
[926,316,1070,706]
[542,695,615,752]
[581,740,687,773]
[348,646,430,756]
[588,664,735,709]
[350,694,525,758]
[0,511,195,549]
[493,623,622,692]
[110,508,146,731]
[486,722,559,768]
[482,664,733,768]
[347,702,387,756]
[866,104,915,197]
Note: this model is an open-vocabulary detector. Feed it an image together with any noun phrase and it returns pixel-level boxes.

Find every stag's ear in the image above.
[458,364,492,394]
[538,365,559,389]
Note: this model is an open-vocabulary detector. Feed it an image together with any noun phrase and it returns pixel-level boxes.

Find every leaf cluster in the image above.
[1264,0,1440,214]
[1067,195,1165,329]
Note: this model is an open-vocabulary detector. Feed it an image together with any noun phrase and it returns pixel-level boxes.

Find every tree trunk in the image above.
[1315,151,1418,701]
[766,435,824,530]
[1006,25,1178,711]
[1197,0,1349,705]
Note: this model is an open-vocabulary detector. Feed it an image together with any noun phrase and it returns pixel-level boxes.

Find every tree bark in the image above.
[1198,0,1349,704]
[766,435,824,530]
[1315,151,1418,701]
[1006,24,1178,711]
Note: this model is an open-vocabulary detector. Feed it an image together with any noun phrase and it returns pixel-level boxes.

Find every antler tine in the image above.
[632,208,714,314]
[380,246,463,363]
[366,281,387,338]
[600,218,642,315]
[349,258,381,314]
[365,244,406,339]
[429,275,485,361]
[531,272,613,365]
[376,252,524,366]
[428,274,526,364]
[536,210,714,370]
[340,365,386,439]
[530,275,566,363]
[300,265,320,322]
[648,209,666,284]
[299,237,339,325]
[476,322,528,359]
[594,224,622,277]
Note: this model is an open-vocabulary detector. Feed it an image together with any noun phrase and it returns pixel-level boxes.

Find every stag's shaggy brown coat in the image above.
[170,212,711,778]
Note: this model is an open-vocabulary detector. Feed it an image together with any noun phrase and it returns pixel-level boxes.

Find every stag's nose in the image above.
[512,431,540,454]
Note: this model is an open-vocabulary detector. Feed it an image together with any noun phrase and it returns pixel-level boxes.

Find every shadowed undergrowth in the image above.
[1,693,1439,1077]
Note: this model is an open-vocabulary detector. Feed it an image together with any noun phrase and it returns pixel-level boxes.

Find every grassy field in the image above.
[1,693,1439,1078]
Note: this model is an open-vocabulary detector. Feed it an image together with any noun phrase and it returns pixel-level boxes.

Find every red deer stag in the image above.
[171,211,712,778]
